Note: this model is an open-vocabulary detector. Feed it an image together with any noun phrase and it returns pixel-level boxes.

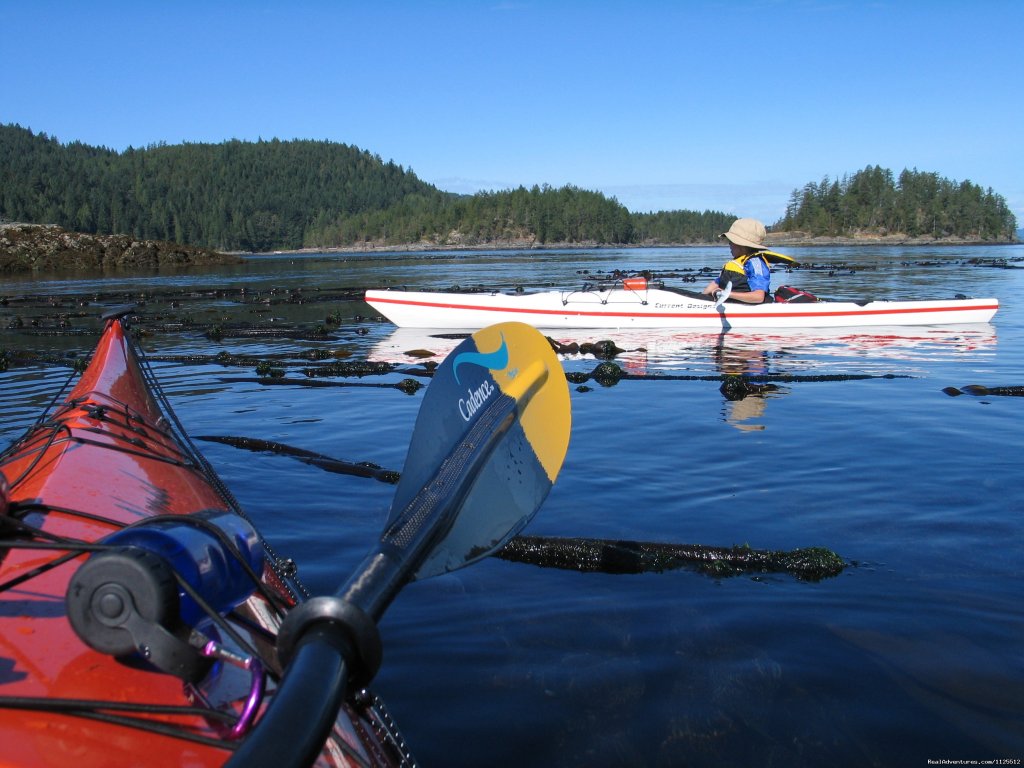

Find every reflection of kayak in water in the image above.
[593,324,997,356]
[369,328,470,363]
[638,324,998,371]
[365,282,998,329]
[369,324,997,369]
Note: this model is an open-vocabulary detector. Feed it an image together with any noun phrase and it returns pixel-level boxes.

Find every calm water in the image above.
[2,245,1022,766]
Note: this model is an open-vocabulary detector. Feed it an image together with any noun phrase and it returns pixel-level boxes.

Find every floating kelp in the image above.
[549,338,629,359]
[4,328,96,337]
[566,361,907,389]
[0,284,367,309]
[590,362,625,386]
[151,352,263,367]
[300,347,354,361]
[199,434,844,580]
[255,360,285,378]
[942,384,1024,397]
[207,325,335,341]
[0,287,374,351]
[195,435,400,484]
[720,375,779,401]
[564,362,625,387]
[301,360,400,378]
[496,535,846,581]
[0,348,86,370]
[217,376,422,393]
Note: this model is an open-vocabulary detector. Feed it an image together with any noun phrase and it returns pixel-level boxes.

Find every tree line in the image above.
[0,124,437,252]
[1,125,1015,250]
[0,124,732,250]
[775,165,1016,240]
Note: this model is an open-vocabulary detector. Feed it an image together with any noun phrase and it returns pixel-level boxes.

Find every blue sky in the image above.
[3,0,1022,227]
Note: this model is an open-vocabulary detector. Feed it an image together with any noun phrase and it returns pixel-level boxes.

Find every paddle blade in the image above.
[758,249,800,266]
[388,321,571,580]
[714,281,733,308]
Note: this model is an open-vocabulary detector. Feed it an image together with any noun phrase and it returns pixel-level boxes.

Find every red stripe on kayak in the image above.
[366,294,998,320]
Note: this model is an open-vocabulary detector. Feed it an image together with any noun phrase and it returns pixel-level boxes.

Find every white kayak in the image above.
[364,278,999,330]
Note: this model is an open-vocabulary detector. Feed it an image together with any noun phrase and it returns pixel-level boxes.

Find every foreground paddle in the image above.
[227,321,571,767]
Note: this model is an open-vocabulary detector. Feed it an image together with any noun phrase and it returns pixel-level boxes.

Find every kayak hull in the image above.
[364,287,999,330]
[0,314,407,766]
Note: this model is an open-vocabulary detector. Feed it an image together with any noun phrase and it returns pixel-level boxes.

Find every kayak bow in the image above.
[0,309,411,767]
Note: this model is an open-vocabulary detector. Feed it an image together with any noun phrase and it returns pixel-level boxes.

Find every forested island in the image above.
[0,123,1017,258]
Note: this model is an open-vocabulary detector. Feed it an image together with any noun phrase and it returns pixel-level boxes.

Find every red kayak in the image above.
[0,309,410,766]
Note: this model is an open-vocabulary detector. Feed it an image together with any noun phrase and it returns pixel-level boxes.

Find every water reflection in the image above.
[713,338,780,432]
[608,324,997,372]
[368,328,467,364]
[370,323,997,381]
[366,323,999,435]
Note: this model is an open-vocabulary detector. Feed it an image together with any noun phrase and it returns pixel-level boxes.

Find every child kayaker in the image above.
[701,218,773,304]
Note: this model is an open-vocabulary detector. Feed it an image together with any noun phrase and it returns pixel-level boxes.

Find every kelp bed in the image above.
[2,265,1013,580]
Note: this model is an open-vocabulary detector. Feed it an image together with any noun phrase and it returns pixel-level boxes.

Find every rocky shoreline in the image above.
[1,222,1013,272]
[0,223,241,273]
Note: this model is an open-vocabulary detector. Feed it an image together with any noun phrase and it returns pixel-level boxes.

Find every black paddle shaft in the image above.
[227,391,519,768]
[225,625,351,768]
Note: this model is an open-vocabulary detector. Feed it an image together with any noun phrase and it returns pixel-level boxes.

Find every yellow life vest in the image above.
[722,250,799,275]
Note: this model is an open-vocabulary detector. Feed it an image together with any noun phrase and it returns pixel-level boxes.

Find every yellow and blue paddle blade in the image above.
[385,321,571,581]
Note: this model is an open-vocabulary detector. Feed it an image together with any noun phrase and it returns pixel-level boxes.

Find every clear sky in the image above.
[3,0,1022,227]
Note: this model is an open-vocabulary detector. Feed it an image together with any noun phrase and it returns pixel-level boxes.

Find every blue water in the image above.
[2,245,1022,766]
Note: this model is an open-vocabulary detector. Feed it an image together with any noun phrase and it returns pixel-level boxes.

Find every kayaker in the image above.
[701,218,773,304]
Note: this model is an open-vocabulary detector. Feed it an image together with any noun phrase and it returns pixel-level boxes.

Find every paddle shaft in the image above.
[226,400,517,767]
[340,385,518,616]
[226,627,352,767]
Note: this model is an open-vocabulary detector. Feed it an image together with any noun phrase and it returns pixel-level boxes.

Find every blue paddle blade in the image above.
[386,321,571,580]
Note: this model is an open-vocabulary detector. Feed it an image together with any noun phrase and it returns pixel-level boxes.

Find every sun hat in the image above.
[722,218,767,250]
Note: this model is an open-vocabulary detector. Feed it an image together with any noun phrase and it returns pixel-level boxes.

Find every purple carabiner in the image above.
[191,639,267,739]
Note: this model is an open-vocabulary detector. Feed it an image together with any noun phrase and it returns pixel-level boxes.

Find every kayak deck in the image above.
[0,314,409,766]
